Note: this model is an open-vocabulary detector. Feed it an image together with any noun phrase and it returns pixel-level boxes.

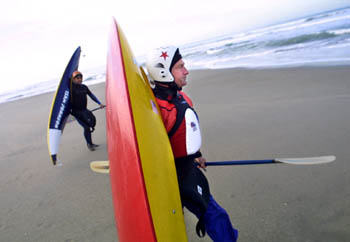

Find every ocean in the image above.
[182,6,350,69]
[1,6,349,104]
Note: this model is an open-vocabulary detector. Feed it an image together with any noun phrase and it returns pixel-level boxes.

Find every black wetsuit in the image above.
[71,83,101,145]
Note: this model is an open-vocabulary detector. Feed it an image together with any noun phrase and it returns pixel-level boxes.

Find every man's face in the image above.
[72,74,83,84]
[171,59,189,88]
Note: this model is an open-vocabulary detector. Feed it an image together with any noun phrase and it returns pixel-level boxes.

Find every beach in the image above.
[1,66,349,241]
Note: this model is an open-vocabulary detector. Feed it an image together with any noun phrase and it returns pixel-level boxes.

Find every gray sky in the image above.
[0,0,348,93]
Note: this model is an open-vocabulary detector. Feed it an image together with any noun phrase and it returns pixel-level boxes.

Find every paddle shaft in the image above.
[91,106,105,112]
[205,156,335,166]
[67,106,105,123]
[206,160,276,166]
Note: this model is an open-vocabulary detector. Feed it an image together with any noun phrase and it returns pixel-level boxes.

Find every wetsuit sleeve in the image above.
[86,87,101,105]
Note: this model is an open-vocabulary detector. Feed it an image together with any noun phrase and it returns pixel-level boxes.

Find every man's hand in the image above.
[195,156,207,171]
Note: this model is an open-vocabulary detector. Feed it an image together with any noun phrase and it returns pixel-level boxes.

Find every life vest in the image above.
[153,86,202,159]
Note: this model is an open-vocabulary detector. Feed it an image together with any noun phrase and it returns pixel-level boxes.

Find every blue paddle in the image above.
[205,156,336,166]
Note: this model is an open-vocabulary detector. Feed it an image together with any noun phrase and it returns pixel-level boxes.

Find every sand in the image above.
[1,66,349,242]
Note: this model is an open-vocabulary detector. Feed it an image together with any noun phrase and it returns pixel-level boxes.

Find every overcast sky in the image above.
[0,0,348,93]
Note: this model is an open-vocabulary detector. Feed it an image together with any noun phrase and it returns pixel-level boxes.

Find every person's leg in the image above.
[76,118,93,146]
[204,195,238,242]
[184,195,238,242]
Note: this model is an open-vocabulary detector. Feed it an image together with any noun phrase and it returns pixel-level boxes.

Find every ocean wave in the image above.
[328,28,350,35]
[325,41,350,49]
[254,13,350,39]
[206,48,222,55]
[305,7,348,23]
[266,32,337,47]
[273,46,304,53]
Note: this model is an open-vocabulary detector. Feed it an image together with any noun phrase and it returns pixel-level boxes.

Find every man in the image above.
[70,71,105,151]
[146,46,238,242]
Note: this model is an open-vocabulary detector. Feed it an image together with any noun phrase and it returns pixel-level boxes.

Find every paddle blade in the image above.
[90,161,110,174]
[275,156,336,165]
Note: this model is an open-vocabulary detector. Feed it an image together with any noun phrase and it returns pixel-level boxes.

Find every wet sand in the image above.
[1,66,349,241]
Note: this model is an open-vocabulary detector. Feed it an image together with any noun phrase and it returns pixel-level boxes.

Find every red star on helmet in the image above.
[160,51,169,60]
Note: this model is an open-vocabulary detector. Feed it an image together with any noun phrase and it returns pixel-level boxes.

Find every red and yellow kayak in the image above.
[105,18,188,242]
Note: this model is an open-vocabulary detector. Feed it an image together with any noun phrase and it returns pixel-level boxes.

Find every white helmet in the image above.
[146,46,180,83]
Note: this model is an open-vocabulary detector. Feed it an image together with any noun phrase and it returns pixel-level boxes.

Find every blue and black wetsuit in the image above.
[71,82,101,145]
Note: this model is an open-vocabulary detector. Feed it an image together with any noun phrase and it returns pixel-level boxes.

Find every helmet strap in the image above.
[169,81,182,91]
[154,81,181,91]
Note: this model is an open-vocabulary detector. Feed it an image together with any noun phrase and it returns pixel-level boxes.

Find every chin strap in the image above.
[153,81,181,97]
[169,81,181,91]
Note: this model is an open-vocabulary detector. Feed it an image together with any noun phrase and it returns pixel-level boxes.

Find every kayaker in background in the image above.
[70,71,105,151]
